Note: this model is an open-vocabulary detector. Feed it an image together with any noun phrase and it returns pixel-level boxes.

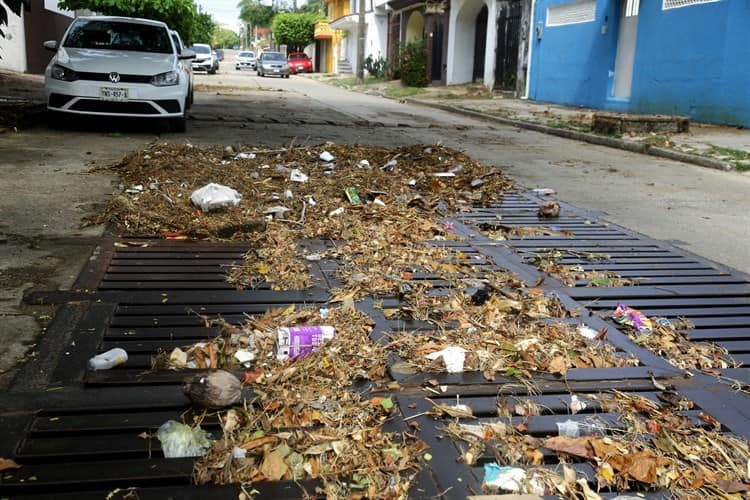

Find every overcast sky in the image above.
[197,0,242,30]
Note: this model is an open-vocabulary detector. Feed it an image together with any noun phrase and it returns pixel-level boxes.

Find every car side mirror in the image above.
[43,40,58,51]
[179,49,196,60]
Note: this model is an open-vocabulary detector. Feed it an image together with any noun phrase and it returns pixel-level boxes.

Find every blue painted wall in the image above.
[529,0,750,127]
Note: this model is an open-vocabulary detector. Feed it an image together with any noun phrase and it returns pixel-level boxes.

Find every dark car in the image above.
[287,52,313,73]
[215,49,224,61]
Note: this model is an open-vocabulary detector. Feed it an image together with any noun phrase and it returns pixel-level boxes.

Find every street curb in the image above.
[404,98,735,172]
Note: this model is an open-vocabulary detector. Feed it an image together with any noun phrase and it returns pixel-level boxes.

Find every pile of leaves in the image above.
[525,249,633,287]
[156,305,427,496]
[616,316,736,372]
[445,390,749,498]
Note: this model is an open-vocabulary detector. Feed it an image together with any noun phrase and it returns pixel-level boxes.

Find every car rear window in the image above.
[190,45,211,54]
[64,19,172,54]
[289,54,308,60]
[262,52,285,61]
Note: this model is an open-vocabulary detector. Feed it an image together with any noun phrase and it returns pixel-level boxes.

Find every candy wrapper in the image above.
[613,303,652,333]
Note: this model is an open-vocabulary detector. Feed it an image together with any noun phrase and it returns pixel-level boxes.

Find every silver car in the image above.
[257,52,289,78]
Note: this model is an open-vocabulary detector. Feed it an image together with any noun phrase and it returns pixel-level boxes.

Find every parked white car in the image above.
[189,43,218,74]
[43,16,194,132]
[235,51,256,70]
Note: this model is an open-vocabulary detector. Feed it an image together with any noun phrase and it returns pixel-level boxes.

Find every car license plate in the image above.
[100,87,128,101]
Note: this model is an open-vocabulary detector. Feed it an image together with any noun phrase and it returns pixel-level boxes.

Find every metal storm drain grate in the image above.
[3,190,750,499]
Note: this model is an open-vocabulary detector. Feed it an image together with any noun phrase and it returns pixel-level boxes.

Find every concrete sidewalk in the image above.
[315,75,750,173]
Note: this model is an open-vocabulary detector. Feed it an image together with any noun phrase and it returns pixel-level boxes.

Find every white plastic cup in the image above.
[88,348,128,370]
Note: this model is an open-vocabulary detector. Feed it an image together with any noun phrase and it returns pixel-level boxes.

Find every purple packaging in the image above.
[276,326,335,361]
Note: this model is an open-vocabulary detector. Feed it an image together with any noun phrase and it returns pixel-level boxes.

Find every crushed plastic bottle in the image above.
[88,348,128,370]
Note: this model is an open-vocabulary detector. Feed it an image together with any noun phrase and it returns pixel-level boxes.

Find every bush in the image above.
[364,54,387,79]
[398,41,429,88]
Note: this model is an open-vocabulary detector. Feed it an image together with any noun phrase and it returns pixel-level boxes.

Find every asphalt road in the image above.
[1,55,749,385]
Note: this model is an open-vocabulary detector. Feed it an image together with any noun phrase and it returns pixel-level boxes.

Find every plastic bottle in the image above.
[88,348,128,370]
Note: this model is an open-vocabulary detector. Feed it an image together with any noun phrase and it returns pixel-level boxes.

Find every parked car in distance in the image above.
[235,51,256,70]
[189,43,217,73]
[257,51,289,78]
[287,52,312,73]
[43,16,194,132]
[170,29,193,107]
[215,49,224,61]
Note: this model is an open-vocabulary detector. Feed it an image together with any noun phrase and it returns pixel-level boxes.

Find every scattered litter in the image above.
[304,253,322,261]
[276,325,335,361]
[556,419,580,437]
[284,189,294,200]
[234,349,256,366]
[235,152,256,160]
[425,346,468,373]
[156,420,212,458]
[232,446,247,458]
[569,395,587,414]
[290,169,308,183]
[184,370,242,408]
[263,206,290,218]
[577,325,599,340]
[190,183,242,212]
[482,464,526,492]
[538,200,560,218]
[381,159,397,171]
[470,178,484,188]
[532,188,556,195]
[88,348,128,371]
[433,172,455,178]
[344,187,363,205]
[328,207,344,216]
[125,184,144,194]
[613,303,653,333]
[357,160,371,169]
[319,151,335,162]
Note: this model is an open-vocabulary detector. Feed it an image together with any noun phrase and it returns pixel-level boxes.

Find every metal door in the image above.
[473,5,487,82]
[495,1,522,91]
[431,21,444,82]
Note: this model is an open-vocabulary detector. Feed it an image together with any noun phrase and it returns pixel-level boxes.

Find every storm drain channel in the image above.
[2,190,749,498]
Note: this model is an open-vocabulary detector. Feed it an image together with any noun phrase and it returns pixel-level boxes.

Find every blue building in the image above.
[527,0,750,127]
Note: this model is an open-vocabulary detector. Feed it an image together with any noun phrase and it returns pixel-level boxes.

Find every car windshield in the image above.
[64,19,172,54]
[190,45,211,54]
[289,54,308,60]
[262,52,285,61]
[239,52,254,58]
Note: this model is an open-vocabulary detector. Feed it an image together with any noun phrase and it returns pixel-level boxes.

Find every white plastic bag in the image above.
[156,420,212,458]
[190,183,242,212]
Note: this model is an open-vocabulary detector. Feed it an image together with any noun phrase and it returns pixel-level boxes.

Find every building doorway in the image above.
[494,1,521,91]
[473,5,487,82]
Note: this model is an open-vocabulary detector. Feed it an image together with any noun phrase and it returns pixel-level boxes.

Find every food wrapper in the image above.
[613,303,652,333]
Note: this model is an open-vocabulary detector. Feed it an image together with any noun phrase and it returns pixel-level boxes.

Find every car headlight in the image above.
[50,64,78,82]
[151,70,179,86]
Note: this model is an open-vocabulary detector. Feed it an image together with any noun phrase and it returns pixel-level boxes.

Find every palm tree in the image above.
[0,0,26,39]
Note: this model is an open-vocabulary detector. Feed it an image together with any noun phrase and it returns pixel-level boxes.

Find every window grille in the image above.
[546,0,596,27]
[663,0,720,9]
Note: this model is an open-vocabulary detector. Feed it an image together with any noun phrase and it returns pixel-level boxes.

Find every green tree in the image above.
[271,12,319,52]
[238,0,276,29]
[299,0,325,15]
[192,11,216,44]
[58,0,200,44]
[213,27,240,49]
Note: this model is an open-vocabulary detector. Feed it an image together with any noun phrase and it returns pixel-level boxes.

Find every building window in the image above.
[546,0,596,27]
[663,0,720,9]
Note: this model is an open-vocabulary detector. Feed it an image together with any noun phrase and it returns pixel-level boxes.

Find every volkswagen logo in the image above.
[108,72,121,83]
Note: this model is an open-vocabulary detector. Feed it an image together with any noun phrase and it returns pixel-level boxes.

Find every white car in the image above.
[189,43,218,74]
[43,16,194,132]
[235,51,256,70]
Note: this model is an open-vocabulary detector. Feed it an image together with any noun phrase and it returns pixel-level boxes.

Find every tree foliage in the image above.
[271,12,319,52]
[299,0,325,16]
[213,27,240,49]
[238,0,276,29]
[57,0,205,44]
[192,11,216,44]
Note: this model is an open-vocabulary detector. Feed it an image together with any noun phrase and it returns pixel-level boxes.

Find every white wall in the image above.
[366,12,387,61]
[0,0,27,72]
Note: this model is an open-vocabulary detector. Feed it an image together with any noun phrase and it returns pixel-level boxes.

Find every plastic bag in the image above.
[190,183,242,212]
[156,420,212,458]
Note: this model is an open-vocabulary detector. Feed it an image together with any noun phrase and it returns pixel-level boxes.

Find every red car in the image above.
[287,52,313,73]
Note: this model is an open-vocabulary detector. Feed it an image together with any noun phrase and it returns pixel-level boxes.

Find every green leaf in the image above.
[380,396,394,411]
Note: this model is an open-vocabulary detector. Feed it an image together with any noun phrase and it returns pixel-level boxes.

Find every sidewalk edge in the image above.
[405,98,735,173]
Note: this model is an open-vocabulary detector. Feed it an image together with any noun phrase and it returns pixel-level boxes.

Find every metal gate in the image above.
[495,0,522,91]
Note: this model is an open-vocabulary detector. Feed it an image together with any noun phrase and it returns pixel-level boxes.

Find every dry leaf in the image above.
[260,448,289,481]
[0,458,21,472]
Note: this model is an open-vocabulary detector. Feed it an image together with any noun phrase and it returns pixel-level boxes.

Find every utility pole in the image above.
[356,0,366,83]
